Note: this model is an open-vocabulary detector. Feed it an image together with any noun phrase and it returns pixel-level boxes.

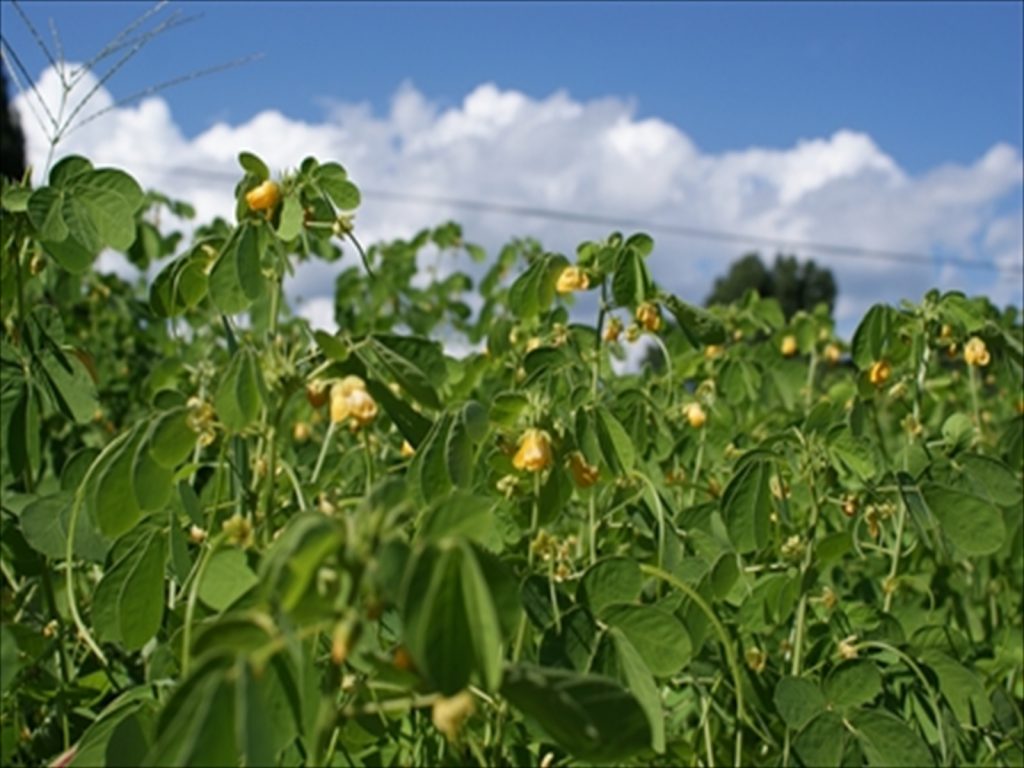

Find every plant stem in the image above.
[883,497,908,613]
[311,421,336,484]
[182,535,222,676]
[640,564,746,768]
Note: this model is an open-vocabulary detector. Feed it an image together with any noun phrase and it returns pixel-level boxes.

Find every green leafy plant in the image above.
[0,148,1021,767]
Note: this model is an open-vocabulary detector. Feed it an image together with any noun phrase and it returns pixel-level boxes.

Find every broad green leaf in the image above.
[414,414,454,504]
[144,655,236,766]
[365,378,431,446]
[213,348,265,432]
[316,162,360,210]
[489,392,528,427]
[368,337,442,410]
[500,663,652,762]
[39,349,99,424]
[600,603,692,677]
[234,224,263,301]
[823,660,882,709]
[401,541,504,694]
[1,626,21,693]
[259,514,343,615]
[959,454,1022,507]
[578,556,643,615]
[208,232,251,314]
[721,460,772,553]
[92,430,145,539]
[920,649,993,727]
[828,428,877,481]
[595,406,635,474]
[198,549,259,612]
[132,432,173,511]
[148,408,196,469]
[852,709,935,767]
[238,151,269,180]
[20,492,109,562]
[851,303,893,368]
[612,247,650,308]
[276,193,303,240]
[774,676,826,731]
[417,492,498,549]
[539,607,600,671]
[591,628,665,753]
[313,330,349,360]
[921,484,1005,556]
[794,712,846,768]
[92,524,166,650]
[663,294,726,345]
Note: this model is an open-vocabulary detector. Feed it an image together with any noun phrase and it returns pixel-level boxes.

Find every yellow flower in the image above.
[400,440,416,458]
[683,403,706,429]
[293,421,311,443]
[823,343,841,364]
[636,302,661,332]
[556,266,589,294]
[245,180,281,212]
[330,376,377,427]
[568,452,599,488]
[780,335,798,357]
[346,388,378,426]
[512,429,552,472]
[431,690,475,742]
[603,316,622,343]
[868,359,891,386]
[704,344,724,360]
[963,336,990,367]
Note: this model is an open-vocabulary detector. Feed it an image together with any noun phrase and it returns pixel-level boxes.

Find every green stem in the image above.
[182,535,223,676]
[587,493,597,566]
[311,420,336,485]
[688,425,707,507]
[855,640,949,764]
[640,564,746,767]
[65,430,136,667]
[883,496,908,613]
[41,567,71,749]
[592,283,608,395]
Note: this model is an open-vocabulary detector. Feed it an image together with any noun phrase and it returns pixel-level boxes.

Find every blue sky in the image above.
[2,1,1023,332]
[4,1,1021,172]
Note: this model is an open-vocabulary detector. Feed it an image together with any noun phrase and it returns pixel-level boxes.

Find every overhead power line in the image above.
[127,163,1022,274]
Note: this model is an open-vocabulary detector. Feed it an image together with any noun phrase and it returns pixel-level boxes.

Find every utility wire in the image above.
[124,163,1023,274]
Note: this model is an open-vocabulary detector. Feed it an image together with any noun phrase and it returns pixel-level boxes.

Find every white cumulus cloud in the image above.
[12,65,1023,335]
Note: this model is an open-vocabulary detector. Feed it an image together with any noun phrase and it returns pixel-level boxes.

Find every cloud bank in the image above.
[13,65,1024,335]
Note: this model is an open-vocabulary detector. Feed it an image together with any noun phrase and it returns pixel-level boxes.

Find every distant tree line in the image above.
[705,252,837,319]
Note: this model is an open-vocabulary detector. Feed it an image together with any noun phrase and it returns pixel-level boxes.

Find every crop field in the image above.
[0,153,1022,767]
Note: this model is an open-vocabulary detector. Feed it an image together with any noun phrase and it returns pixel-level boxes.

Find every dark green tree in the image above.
[2,68,27,181]
[705,252,836,318]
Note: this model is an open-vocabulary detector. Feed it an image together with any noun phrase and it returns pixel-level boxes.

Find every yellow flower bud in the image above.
[636,302,661,332]
[868,359,891,386]
[603,316,622,343]
[293,421,311,443]
[346,388,378,427]
[683,402,706,429]
[963,336,990,367]
[568,451,599,488]
[780,335,798,357]
[824,343,841,364]
[400,440,416,458]
[704,344,724,360]
[512,428,552,472]
[555,266,589,294]
[431,690,475,742]
[245,180,281,212]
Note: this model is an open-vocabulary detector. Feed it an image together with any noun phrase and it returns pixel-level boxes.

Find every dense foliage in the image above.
[0,152,1021,767]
